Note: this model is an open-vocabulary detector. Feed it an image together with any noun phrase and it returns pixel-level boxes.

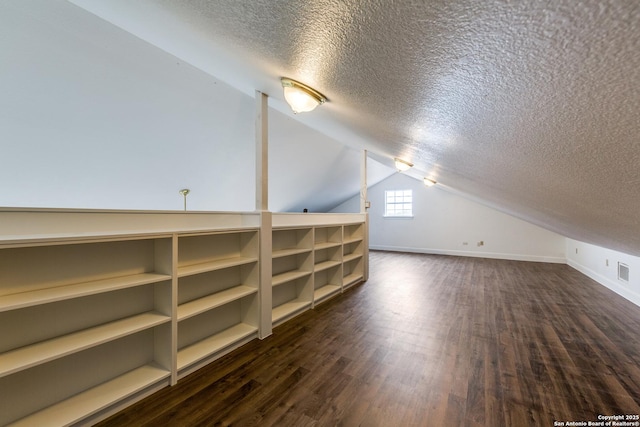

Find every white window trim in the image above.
[384,189,414,218]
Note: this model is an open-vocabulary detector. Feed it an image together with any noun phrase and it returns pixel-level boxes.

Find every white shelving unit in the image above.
[271,227,313,326]
[0,209,366,425]
[343,223,365,289]
[270,216,368,327]
[0,236,173,427]
[313,226,343,305]
[176,230,259,378]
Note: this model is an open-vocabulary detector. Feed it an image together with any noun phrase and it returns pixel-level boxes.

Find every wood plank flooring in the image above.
[97,251,640,426]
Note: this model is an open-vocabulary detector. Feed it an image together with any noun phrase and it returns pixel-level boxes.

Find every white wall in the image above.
[333,173,566,262]
[566,239,640,307]
[1,1,393,213]
[268,113,394,212]
[1,1,257,211]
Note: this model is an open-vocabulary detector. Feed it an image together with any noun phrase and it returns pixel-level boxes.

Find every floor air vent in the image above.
[618,262,630,282]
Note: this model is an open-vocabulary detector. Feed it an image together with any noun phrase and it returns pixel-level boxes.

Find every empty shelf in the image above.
[177,323,258,370]
[272,247,312,259]
[314,260,341,272]
[8,364,170,427]
[272,270,312,287]
[178,256,257,278]
[178,285,257,321]
[342,252,363,263]
[343,237,363,245]
[314,284,341,302]
[343,273,364,288]
[0,311,170,378]
[272,300,311,324]
[314,241,342,250]
[0,273,171,313]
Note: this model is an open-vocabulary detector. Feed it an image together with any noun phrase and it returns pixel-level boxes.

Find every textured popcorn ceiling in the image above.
[71,0,640,256]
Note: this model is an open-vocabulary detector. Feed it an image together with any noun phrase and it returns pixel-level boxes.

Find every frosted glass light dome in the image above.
[281,78,326,114]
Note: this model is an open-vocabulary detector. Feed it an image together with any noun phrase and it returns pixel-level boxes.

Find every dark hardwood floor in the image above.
[97,251,640,426]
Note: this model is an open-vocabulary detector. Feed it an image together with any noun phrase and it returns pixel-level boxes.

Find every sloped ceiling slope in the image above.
[1,1,393,213]
[269,108,395,213]
[70,0,640,255]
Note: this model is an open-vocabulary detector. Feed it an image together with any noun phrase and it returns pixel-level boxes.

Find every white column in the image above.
[361,150,369,280]
[255,91,272,338]
[255,91,268,211]
[258,211,272,338]
[360,149,368,213]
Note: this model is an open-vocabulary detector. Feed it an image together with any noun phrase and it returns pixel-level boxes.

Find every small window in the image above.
[384,190,413,217]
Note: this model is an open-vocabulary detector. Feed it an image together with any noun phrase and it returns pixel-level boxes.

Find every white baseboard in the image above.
[567,259,640,308]
[369,245,566,264]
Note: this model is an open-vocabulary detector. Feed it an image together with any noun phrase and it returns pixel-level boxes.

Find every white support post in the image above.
[361,150,369,280]
[256,91,268,211]
[255,91,272,338]
[169,235,178,385]
[360,150,367,213]
[258,211,272,338]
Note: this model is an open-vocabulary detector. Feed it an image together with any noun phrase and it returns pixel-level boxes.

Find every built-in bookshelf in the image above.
[270,218,368,323]
[0,236,173,427]
[0,209,366,426]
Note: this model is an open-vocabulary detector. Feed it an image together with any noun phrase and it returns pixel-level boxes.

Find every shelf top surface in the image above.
[0,273,171,312]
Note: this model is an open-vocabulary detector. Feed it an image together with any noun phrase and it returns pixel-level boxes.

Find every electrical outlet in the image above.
[606,259,609,267]
[575,248,578,254]
[462,242,468,246]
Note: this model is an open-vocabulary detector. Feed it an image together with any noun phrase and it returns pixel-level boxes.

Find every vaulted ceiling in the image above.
[69,0,640,256]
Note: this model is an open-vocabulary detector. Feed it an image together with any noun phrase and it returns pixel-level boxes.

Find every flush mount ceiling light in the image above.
[394,158,414,172]
[424,177,437,187]
[281,77,326,114]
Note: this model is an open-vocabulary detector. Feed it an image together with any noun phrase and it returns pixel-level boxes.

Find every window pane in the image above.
[385,189,412,216]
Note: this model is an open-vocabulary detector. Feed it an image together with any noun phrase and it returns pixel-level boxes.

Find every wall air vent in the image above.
[618,262,630,283]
